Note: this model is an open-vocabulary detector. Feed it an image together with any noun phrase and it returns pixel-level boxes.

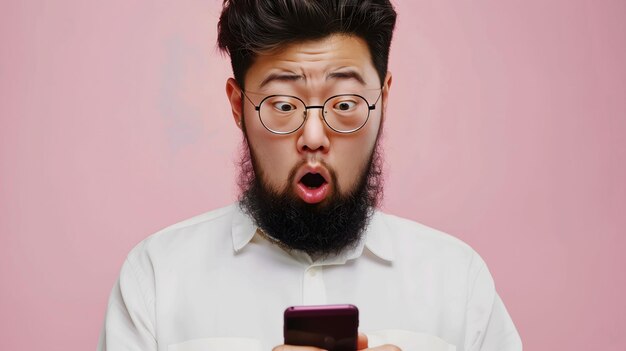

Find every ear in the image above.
[381,71,393,114]
[225,78,243,129]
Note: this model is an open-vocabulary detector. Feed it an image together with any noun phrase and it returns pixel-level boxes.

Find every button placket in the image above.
[302,265,326,305]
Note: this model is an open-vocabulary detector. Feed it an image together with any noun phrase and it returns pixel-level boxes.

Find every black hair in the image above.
[217,0,397,88]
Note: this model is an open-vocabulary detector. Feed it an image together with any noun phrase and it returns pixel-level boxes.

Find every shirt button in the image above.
[308,268,318,277]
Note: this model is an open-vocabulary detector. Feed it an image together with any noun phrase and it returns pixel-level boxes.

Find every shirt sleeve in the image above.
[98,243,157,351]
[464,253,522,351]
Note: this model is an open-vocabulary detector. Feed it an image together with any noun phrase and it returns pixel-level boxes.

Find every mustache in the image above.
[286,155,338,192]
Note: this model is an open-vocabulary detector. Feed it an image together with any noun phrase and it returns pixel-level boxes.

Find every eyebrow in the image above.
[258,69,366,89]
[259,73,302,88]
[327,70,366,85]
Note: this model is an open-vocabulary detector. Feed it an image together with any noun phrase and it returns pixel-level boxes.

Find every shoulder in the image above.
[376,211,474,253]
[125,204,239,267]
[374,211,487,273]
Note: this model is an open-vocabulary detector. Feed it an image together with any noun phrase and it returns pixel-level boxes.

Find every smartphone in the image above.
[284,304,359,351]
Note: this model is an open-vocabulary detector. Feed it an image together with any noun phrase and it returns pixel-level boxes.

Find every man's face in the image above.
[227,34,391,204]
[226,34,392,256]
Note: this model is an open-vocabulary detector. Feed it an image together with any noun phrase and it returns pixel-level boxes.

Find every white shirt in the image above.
[98,204,522,351]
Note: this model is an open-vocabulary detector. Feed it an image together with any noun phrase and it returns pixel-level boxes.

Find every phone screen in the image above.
[284,304,359,351]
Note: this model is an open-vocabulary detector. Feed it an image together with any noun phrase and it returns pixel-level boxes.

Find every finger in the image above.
[357,332,369,350]
[272,345,327,351]
[366,344,402,351]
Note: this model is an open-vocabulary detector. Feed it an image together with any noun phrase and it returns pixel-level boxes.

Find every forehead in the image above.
[244,34,379,91]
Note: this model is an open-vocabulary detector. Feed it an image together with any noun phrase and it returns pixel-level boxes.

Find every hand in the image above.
[272,332,401,351]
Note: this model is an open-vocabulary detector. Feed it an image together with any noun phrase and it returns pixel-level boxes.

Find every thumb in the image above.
[357,332,368,350]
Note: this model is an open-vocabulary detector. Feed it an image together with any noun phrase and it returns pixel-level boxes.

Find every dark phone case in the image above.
[284,304,359,351]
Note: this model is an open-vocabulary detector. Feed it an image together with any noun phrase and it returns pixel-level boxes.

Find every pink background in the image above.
[1,0,624,350]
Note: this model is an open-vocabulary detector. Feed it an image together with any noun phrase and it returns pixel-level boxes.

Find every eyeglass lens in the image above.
[258,95,370,133]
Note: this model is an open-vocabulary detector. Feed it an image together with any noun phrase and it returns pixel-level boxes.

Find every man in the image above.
[98,1,522,350]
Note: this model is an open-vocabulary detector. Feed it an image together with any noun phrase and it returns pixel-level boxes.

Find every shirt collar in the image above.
[363,211,395,262]
[231,204,394,262]
[231,204,258,252]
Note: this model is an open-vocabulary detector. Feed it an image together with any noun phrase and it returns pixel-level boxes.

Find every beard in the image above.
[237,133,384,258]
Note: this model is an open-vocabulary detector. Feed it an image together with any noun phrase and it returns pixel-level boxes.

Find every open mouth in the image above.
[294,166,331,204]
[299,172,327,189]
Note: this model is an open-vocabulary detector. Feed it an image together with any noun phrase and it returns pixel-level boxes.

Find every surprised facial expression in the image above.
[227,34,392,206]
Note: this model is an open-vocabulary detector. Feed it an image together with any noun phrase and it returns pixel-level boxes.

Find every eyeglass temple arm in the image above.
[369,88,384,110]
[240,90,262,111]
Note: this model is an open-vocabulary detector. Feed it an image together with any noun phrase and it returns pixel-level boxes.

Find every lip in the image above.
[293,163,332,204]
[293,164,332,185]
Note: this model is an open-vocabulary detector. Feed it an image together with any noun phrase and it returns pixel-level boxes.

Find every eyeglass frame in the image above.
[241,88,383,135]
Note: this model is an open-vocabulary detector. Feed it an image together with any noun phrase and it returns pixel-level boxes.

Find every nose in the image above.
[297,107,330,153]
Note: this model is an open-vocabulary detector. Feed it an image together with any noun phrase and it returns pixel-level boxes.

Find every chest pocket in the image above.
[366,330,456,351]
[168,337,262,351]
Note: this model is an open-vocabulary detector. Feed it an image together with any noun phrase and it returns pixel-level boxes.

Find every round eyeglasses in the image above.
[242,90,382,134]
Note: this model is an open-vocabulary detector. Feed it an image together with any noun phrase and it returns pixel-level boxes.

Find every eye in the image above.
[273,101,297,112]
[333,100,357,111]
